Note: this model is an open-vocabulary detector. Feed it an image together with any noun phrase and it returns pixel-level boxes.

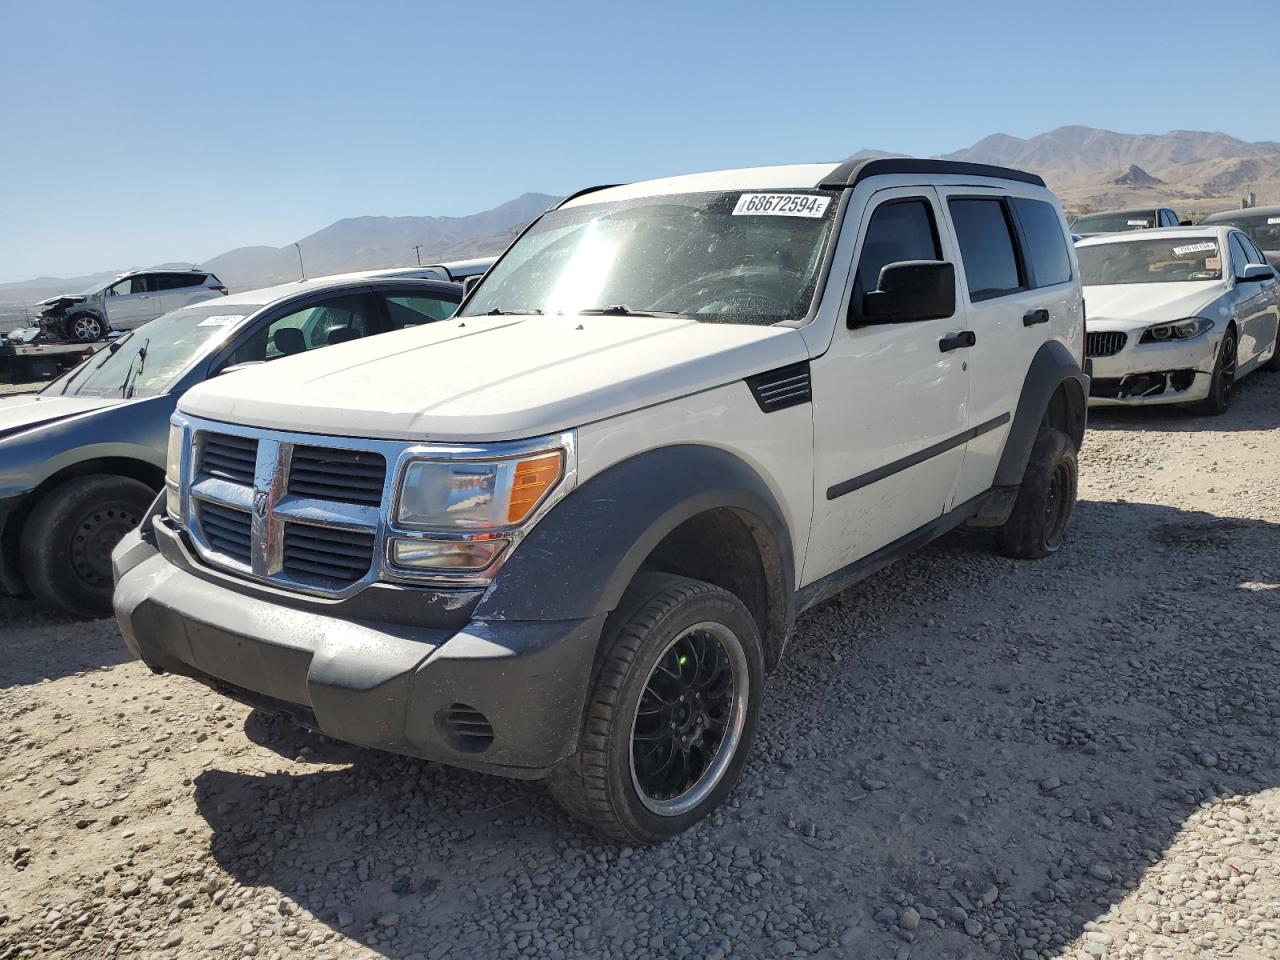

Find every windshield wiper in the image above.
[484,308,543,316]
[577,305,686,318]
[122,338,150,399]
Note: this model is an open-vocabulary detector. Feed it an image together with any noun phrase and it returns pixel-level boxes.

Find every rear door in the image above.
[938,189,1074,505]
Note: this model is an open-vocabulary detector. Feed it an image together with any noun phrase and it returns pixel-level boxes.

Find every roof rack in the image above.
[818,158,1045,190]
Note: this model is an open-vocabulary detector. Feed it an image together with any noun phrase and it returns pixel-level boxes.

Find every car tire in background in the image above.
[68,313,106,342]
[1265,324,1280,372]
[19,476,154,618]
[997,427,1078,560]
[546,573,763,843]
[1198,328,1237,415]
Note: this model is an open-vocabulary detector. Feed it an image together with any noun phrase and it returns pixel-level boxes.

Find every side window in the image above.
[1228,235,1251,277]
[1160,210,1173,227]
[110,278,144,296]
[225,295,371,366]
[1241,235,1267,266]
[948,198,1024,301]
[1012,198,1072,287]
[384,294,458,329]
[853,198,941,304]
[156,273,203,290]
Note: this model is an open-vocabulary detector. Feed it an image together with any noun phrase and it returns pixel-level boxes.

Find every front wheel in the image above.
[997,427,1078,560]
[1199,329,1237,415]
[18,476,154,618]
[546,573,763,843]
[1264,322,1280,372]
[68,313,105,342]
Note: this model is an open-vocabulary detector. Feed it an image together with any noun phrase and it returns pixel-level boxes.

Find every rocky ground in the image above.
[1,373,1278,960]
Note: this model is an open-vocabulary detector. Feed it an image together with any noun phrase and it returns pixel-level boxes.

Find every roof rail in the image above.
[819,158,1045,190]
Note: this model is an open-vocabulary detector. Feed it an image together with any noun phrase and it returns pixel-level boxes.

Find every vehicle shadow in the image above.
[193,496,1280,959]
[1087,368,1280,433]
[0,596,132,689]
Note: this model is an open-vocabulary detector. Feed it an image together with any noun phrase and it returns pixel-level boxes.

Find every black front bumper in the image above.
[113,517,604,778]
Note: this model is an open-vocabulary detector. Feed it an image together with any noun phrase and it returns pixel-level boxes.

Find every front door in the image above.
[804,187,970,585]
[102,277,156,330]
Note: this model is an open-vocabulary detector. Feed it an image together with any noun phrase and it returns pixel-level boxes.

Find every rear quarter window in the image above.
[1012,198,1072,287]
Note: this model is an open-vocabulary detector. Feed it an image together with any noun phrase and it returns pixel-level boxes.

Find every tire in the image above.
[1265,323,1280,372]
[18,476,154,618]
[546,573,764,843]
[67,313,105,342]
[1198,328,1237,415]
[997,427,1078,560]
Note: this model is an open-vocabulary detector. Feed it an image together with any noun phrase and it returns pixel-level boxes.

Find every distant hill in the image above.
[0,193,558,306]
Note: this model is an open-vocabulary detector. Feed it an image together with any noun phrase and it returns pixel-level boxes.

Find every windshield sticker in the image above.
[1127,219,1151,226]
[1171,242,1217,257]
[197,314,245,327]
[1269,217,1280,225]
[732,193,831,218]
[1204,257,1221,271]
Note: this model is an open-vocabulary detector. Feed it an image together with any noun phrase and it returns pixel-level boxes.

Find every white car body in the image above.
[1080,227,1280,406]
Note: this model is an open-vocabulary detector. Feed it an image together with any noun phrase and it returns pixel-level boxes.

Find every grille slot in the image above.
[439,703,494,753]
[288,446,386,506]
[1086,331,1128,358]
[197,502,252,564]
[200,433,259,484]
[282,523,375,585]
[745,361,812,413]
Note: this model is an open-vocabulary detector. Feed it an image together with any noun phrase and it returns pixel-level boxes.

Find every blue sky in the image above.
[2,0,1273,280]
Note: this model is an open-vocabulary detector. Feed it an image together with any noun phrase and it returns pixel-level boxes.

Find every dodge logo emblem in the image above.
[253,490,269,519]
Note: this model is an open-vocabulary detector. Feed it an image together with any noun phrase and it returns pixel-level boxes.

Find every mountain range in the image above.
[5,125,1279,316]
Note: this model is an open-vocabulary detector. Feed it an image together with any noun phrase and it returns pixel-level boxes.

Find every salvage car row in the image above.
[2,159,1278,846]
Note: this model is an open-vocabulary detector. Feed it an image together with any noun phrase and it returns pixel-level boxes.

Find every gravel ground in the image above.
[1,373,1278,960]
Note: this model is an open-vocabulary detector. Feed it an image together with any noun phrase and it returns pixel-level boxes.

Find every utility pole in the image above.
[413,244,423,266]
[294,242,306,280]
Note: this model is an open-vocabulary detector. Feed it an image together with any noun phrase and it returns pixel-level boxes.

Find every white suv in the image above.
[114,159,1088,842]
[37,269,227,341]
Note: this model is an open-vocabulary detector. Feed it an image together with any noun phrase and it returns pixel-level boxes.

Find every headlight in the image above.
[395,450,564,529]
[387,437,573,580]
[1139,317,1213,344]
[164,421,183,521]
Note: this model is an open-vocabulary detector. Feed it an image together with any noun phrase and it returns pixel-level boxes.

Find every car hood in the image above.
[1082,282,1228,332]
[0,393,122,441]
[179,314,809,442]
[36,294,88,308]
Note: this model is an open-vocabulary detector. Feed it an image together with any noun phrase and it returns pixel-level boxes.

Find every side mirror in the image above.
[1238,263,1277,283]
[462,275,483,297]
[1178,219,1194,226]
[855,261,956,325]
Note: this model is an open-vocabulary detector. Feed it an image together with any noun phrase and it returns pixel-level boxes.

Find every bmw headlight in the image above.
[387,434,574,578]
[1139,317,1213,344]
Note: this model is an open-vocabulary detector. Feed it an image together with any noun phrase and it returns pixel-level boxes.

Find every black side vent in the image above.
[745,361,812,413]
[438,703,495,753]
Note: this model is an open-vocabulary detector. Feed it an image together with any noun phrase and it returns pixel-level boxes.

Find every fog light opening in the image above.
[437,703,495,753]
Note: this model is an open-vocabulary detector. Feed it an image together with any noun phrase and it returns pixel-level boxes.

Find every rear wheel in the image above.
[18,476,154,618]
[997,427,1077,560]
[546,573,763,843]
[68,313,105,342]
[1199,329,1237,415]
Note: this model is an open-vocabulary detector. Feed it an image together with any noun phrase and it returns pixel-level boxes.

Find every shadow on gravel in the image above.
[1088,370,1280,433]
[0,596,132,689]
[193,499,1280,960]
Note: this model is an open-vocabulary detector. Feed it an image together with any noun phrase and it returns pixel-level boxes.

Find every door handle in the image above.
[939,330,976,353]
[1023,308,1050,326]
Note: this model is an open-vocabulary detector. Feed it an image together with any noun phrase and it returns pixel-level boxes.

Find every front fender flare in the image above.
[474,444,796,657]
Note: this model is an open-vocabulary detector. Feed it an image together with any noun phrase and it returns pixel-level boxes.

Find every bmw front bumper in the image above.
[1087,327,1220,407]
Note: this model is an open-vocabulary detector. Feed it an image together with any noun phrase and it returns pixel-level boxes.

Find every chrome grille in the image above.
[197,501,252,564]
[288,446,386,505]
[1086,331,1128,358]
[200,433,258,484]
[282,523,376,586]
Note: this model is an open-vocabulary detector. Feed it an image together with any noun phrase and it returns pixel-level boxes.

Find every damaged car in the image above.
[36,269,228,342]
[2,274,462,617]
[1079,226,1280,412]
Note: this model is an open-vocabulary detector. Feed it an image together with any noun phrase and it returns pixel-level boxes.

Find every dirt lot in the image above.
[1,374,1277,960]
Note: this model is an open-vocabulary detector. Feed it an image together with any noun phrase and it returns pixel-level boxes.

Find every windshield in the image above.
[1215,213,1280,253]
[1078,237,1222,285]
[44,301,261,398]
[1071,211,1156,234]
[460,189,840,326]
[75,278,111,296]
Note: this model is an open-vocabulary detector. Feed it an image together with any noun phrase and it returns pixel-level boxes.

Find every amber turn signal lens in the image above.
[507,452,562,523]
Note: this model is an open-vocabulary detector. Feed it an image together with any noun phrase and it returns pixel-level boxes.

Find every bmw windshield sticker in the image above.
[1269,217,1280,225]
[197,314,246,327]
[732,194,831,218]
[1127,219,1150,226]
[1171,242,1217,257]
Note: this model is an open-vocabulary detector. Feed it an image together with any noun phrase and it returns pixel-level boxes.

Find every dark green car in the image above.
[0,275,461,617]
